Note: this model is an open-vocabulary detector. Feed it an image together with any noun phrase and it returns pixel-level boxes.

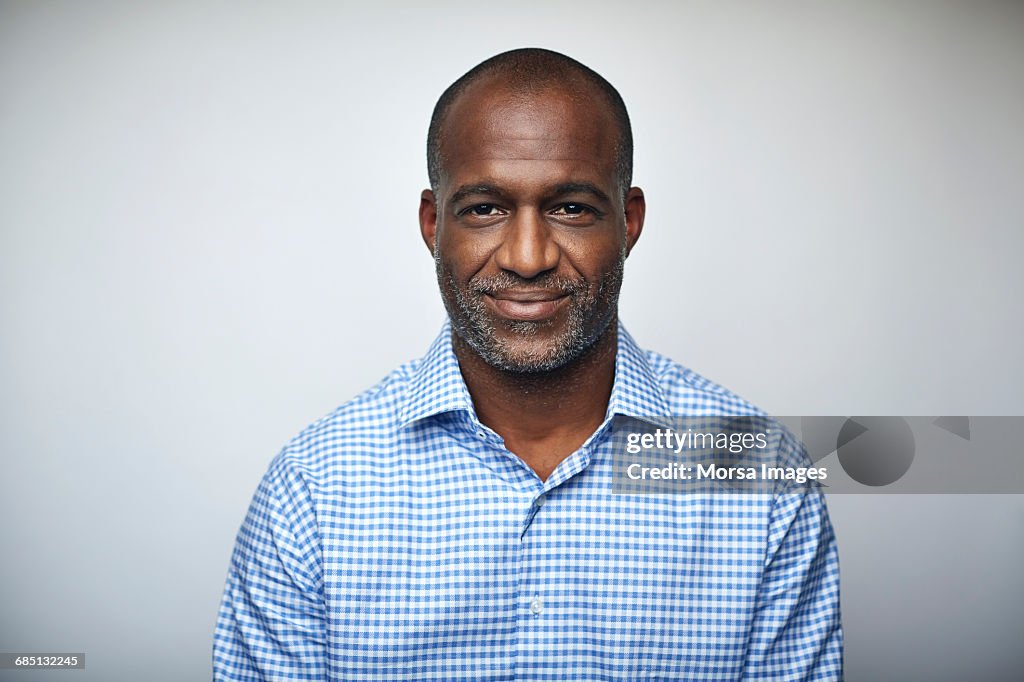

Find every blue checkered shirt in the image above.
[214,320,843,680]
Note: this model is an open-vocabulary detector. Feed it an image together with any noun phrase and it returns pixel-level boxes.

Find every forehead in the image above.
[438,80,618,190]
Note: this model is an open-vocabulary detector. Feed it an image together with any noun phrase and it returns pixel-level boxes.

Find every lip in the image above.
[484,291,569,321]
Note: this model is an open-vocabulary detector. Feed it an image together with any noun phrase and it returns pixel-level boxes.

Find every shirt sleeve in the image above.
[213,455,327,681]
[741,435,844,680]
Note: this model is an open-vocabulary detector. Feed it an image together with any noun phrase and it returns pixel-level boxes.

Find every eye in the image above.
[551,203,593,217]
[463,204,502,217]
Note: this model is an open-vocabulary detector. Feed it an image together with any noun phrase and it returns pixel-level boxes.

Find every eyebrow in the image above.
[449,184,505,205]
[448,181,611,205]
[550,182,611,203]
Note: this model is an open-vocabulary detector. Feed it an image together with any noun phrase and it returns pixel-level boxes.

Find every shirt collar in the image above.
[398,319,475,429]
[606,323,674,427]
[398,318,674,430]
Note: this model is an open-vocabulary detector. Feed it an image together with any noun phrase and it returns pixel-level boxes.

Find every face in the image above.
[419,80,645,373]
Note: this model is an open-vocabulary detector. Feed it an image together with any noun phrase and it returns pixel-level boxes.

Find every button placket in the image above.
[516,487,551,672]
[521,489,549,538]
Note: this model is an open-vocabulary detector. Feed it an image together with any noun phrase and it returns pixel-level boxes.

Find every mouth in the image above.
[483,291,570,322]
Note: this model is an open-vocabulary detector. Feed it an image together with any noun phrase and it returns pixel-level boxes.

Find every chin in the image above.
[480,334,588,374]
[450,301,616,374]
[495,350,565,374]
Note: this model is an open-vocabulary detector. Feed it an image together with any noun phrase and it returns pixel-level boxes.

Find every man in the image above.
[214,48,843,680]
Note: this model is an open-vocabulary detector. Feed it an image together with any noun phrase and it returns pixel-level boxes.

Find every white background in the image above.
[2,1,1022,679]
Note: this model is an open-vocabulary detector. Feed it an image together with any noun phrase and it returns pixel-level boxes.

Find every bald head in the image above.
[427,48,633,198]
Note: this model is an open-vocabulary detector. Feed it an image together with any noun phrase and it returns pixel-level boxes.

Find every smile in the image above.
[483,292,570,322]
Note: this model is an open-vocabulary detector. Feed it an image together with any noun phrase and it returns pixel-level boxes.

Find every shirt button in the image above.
[476,431,486,439]
[530,597,543,615]
[535,494,546,508]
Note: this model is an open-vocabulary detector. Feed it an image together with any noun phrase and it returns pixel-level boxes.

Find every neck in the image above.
[451,319,619,480]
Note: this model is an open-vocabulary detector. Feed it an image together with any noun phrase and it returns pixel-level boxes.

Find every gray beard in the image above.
[434,247,625,374]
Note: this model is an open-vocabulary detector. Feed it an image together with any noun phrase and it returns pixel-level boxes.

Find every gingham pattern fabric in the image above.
[214,320,843,681]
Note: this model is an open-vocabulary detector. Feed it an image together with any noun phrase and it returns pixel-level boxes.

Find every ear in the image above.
[419,189,438,254]
[623,187,645,256]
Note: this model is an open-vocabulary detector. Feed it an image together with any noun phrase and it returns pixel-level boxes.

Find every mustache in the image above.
[468,272,588,297]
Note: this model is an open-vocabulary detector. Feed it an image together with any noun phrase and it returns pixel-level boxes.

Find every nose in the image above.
[493,209,560,279]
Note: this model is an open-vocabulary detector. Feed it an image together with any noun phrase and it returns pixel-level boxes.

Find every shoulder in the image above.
[267,357,421,480]
[642,347,768,417]
[640,346,814,477]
